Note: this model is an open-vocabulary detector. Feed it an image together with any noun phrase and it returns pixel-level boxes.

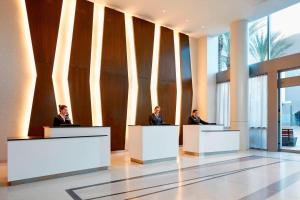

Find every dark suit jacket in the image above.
[149,113,163,125]
[188,116,209,125]
[53,115,72,127]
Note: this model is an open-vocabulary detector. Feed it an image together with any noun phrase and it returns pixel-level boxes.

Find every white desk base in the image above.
[183,125,240,155]
[128,125,179,164]
[7,135,110,185]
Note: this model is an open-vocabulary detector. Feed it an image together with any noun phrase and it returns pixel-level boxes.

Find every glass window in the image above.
[218,32,230,71]
[248,17,268,65]
[270,3,300,59]
[280,85,300,150]
[280,68,300,78]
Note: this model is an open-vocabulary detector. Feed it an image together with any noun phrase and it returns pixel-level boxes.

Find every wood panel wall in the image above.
[26,0,62,136]
[100,7,128,150]
[180,33,193,144]
[68,0,93,125]
[24,2,192,149]
[157,27,177,124]
[133,17,155,125]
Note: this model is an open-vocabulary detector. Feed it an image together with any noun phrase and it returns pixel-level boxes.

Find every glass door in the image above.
[279,69,300,151]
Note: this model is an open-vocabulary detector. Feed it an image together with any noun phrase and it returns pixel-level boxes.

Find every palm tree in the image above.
[249,19,293,62]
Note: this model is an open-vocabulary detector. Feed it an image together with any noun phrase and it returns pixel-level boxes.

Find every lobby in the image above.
[1,0,300,199]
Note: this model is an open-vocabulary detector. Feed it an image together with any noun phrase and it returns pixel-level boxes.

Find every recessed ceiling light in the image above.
[185,19,190,23]
[162,9,166,13]
[201,25,205,29]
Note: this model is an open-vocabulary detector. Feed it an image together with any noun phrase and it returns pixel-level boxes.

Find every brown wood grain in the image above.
[133,17,155,125]
[157,27,177,124]
[26,0,62,136]
[100,7,128,150]
[68,0,93,126]
[180,33,193,145]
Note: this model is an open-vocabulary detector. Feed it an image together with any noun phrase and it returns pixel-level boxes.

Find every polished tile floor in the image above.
[2,150,300,200]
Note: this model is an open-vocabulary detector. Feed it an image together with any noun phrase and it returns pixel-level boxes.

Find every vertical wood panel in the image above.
[133,17,155,125]
[157,27,176,124]
[180,33,193,145]
[101,7,128,150]
[68,0,93,125]
[26,0,62,136]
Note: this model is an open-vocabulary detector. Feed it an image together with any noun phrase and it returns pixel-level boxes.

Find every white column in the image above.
[197,36,218,122]
[230,20,249,150]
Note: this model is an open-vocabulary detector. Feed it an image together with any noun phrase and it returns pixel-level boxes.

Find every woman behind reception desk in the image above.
[188,109,216,125]
[149,106,164,125]
[53,105,72,126]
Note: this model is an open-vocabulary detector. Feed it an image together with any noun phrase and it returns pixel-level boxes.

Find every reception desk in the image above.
[128,125,179,164]
[7,127,111,185]
[183,125,240,155]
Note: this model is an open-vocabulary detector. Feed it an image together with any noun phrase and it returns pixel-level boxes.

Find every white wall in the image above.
[0,0,36,161]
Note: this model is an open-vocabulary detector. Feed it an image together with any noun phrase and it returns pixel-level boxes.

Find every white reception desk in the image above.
[183,125,240,155]
[128,125,179,164]
[7,126,111,185]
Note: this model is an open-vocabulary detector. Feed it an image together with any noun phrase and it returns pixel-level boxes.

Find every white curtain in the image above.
[248,75,268,128]
[216,82,230,127]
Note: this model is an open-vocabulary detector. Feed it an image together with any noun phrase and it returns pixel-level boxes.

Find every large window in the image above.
[270,3,300,60]
[248,2,300,65]
[248,17,268,65]
[218,32,230,71]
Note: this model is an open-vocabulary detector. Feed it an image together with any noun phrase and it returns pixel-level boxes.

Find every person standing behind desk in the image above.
[53,105,72,126]
[149,106,164,125]
[188,109,216,125]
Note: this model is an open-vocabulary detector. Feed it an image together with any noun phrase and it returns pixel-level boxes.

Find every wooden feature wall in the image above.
[179,33,193,144]
[100,7,128,150]
[26,0,62,136]
[68,0,93,125]
[24,2,192,149]
[157,27,177,124]
[133,17,155,125]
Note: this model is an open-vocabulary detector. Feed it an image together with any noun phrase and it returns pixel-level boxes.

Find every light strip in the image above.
[174,31,182,125]
[19,0,37,136]
[125,14,138,125]
[90,3,105,126]
[150,24,161,110]
[52,0,77,119]
[125,14,138,149]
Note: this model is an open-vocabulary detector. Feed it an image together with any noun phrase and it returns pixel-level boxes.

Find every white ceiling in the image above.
[91,0,300,38]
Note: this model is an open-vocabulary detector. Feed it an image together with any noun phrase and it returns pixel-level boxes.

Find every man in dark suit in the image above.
[188,109,216,125]
[149,106,164,125]
[53,105,72,126]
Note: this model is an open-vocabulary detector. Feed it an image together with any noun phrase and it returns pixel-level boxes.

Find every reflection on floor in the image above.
[2,150,300,199]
